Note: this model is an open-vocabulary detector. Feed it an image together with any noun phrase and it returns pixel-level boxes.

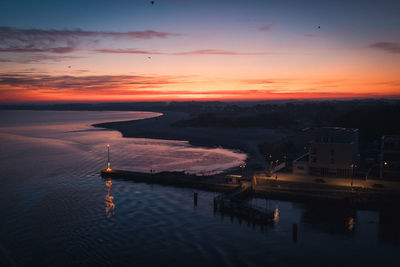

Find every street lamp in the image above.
[106,144,112,171]
[350,164,354,190]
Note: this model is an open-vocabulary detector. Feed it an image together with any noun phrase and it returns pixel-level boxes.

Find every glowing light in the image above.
[347,217,355,231]
[105,179,115,218]
[273,206,280,223]
[106,144,112,171]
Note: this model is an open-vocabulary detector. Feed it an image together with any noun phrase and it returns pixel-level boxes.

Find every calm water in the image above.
[0,110,399,266]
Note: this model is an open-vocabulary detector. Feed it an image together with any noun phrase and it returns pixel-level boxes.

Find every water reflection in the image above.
[105,178,115,218]
[273,205,280,224]
[347,217,355,231]
[379,209,400,244]
[301,203,357,234]
[215,198,276,231]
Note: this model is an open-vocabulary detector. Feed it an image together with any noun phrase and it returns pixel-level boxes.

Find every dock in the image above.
[101,168,400,215]
[102,169,275,225]
[213,182,275,225]
[101,169,240,192]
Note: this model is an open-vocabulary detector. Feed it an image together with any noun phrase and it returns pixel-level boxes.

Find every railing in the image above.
[213,182,274,225]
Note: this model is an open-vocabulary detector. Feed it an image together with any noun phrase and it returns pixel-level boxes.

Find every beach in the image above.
[93,111,287,170]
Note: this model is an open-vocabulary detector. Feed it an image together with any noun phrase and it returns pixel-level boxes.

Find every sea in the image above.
[0,110,398,266]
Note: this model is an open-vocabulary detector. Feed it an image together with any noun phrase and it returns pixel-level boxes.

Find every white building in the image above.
[293,127,359,178]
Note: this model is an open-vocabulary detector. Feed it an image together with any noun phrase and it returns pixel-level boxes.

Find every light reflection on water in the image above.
[273,205,280,224]
[105,179,115,219]
[347,217,355,232]
[0,110,399,266]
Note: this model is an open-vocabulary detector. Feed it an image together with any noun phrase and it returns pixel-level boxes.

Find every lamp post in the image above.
[366,163,379,181]
[350,164,354,190]
[106,144,111,171]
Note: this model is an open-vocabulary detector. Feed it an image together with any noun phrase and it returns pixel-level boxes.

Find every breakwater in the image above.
[101,169,400,211]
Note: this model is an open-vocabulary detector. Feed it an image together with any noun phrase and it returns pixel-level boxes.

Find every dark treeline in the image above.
[173,100,400,144]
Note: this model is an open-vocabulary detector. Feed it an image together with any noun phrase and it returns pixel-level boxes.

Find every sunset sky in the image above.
[0,0,399,102]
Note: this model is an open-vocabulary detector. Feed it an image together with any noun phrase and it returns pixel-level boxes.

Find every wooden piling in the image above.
[292,224,298,242]
[194,192,198,206]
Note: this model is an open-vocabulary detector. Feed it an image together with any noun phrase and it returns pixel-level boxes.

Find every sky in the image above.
[0,0,399,103]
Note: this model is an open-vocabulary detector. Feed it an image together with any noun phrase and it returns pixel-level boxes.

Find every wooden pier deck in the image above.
[102,169,274,225]
[214,182,275,225]
[101,169,239,192]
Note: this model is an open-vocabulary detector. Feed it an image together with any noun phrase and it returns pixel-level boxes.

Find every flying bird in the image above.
[151,1,154,5]
[318,26,321,29]
[148,56,152,59]
[68,66,71,68]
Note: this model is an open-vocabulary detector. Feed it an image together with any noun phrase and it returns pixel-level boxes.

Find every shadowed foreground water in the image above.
[0,110,399,266]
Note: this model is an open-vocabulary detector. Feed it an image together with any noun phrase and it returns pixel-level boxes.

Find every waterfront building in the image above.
[293,127,359,177]
[380,135,400,180]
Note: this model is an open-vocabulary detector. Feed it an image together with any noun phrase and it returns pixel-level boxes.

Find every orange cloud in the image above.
[0,73,398,103]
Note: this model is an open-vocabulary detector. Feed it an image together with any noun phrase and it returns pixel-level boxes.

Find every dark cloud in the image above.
[95,48,273,56]
[0,27,182,54]
[0,27,275,58]
[94,49,164,54]
[0,54,81,63]
[241,79,279,84]
[369,42,400,54]
[0,73,187,92]
[0,47,77,54]
[258,24,274,31]
[173,49,273,55]
[303,34,321,38]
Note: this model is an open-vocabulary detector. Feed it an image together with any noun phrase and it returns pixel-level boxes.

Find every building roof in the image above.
[305,127,359,144]
[382,135,400,141]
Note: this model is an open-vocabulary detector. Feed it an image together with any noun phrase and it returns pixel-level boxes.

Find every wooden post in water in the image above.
[194,192,198,206]
[292,223,298,243]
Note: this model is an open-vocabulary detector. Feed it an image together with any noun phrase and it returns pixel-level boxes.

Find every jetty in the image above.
[213,182,275,225]
[101,169,240,192]
[100,145,400,217]
[101,169,275,225]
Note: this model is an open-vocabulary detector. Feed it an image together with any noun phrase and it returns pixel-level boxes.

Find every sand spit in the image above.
[93,111,286,169]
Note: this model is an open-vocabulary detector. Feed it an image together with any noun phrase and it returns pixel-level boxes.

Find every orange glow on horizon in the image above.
[0,74,399,103]
[1,90,398,103]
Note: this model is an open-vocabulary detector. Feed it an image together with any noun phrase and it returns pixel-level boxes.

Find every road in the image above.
[255,172,400,191]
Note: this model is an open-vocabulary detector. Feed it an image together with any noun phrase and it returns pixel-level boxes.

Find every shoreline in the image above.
[93,111,286,170]
[94,111,400,211]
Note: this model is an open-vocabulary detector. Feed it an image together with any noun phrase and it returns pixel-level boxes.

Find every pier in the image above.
[101,167,400,211]
[213,182,275,225]
[102,168,275,225]
[101,169,239,192]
